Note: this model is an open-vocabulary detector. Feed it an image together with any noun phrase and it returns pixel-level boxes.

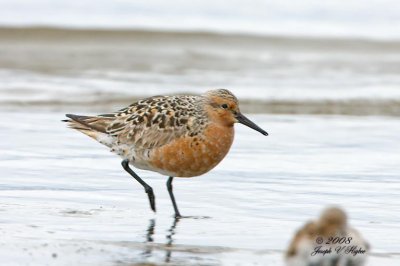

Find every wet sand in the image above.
[1,26,399,265]
[0,112,399,265]
[1,27,400,116]
[2,97,400,117]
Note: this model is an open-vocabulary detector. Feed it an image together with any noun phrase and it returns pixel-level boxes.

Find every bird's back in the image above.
[64,94,234,177]
[66,94,204,144]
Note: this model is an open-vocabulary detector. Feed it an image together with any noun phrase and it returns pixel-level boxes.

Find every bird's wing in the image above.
[103,95,203,149]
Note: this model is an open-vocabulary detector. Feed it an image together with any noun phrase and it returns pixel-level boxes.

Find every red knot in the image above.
[64,89,267,217]
[285,207,369,266]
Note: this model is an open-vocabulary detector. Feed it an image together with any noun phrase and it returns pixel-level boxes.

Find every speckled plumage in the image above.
[64,89,267,215]
[65,89,244,177]
[106,95,208,147]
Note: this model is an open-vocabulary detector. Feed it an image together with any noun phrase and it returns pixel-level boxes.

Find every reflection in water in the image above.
[165,218,180,263]
[142,218,156,258]
[142,218,180,263]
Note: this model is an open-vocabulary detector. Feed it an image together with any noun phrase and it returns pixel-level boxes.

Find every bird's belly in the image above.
[148,124,234,177]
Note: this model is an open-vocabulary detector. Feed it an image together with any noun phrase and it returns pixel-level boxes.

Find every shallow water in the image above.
[0,112,399,265]
[1,27,400,116]
[1,0,400,39]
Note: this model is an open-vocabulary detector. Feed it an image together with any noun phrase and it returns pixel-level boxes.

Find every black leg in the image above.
[121,159,156,212]
[167,176,181,218]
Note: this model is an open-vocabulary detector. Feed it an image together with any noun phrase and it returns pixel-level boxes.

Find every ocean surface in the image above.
[0,2,399,265]
[0,1,400,115]
[0,112,399,265]
[0,27,400,116]
[1,0,400,39]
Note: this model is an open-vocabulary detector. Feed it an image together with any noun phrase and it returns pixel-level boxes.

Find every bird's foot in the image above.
[145,187,156,212]
[170,215,211,219]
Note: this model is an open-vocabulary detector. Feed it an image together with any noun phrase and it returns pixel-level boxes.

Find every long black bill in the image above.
[236,113,268,136]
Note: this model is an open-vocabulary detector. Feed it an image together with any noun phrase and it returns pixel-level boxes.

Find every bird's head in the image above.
[204,89,268,136]
[318,207,348,235]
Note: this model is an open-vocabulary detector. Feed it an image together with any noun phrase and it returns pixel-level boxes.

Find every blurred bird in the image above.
[286,206,369,266]
[63,89,267,217]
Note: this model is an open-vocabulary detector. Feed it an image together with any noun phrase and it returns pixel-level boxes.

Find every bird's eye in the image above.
[221,104,229,109]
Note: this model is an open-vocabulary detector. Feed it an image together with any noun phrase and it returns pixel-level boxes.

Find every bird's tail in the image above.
[62,114,114,144]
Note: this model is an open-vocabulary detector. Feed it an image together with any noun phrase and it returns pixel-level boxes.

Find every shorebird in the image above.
[63,89,267,217]
[285,207,369,266]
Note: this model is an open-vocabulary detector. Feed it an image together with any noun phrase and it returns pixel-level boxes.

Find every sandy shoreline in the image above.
[1,98,400,116]
[1,26,399,116]
[1,112,399,265]
[2,26,400,47]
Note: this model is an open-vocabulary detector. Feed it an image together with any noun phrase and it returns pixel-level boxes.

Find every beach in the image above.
[0,4,400,264]
[0,111,399,265]
[0,27,400,115]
